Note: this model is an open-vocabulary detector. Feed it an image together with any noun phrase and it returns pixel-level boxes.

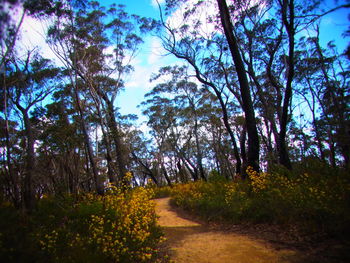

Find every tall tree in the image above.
[217,0,260,173]
[4,51,60,210]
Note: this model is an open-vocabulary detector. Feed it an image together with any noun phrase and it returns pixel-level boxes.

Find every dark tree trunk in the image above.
[22,111,35,212]
[193,112,206,181]
[217,0,260,173]
[3,84,20,208]
[104,99,128,182]
[240,124,247,170]
[132,152,159,186]
[278,0,295,170]
[162,165,172,186]
[73,88,104,194]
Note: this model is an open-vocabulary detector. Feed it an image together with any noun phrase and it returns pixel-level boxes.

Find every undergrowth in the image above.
[0,185,167,263]
[170,165,350,239]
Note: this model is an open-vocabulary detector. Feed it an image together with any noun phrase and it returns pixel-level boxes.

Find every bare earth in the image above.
[154,197,298,263]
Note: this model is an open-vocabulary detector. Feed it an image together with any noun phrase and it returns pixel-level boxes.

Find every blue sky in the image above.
[99,0,172,124]
[17,0,349,126]
[109,0,349,124]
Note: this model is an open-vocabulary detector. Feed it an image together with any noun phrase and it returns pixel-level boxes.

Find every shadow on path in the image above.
[155,197,300,263]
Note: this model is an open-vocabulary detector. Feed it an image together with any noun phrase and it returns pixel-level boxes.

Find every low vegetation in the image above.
[0,185,165,263]
[170,164,350,239]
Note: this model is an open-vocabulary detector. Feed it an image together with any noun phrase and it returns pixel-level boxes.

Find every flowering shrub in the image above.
[150,185,172,198]
[35,186,163,263]
[170,167,350,236]
[0,185,166,263]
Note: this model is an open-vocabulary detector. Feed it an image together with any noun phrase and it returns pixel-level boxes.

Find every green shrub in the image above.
[151,186,172,198]
[170,166,350,238]
[0,186,166,263]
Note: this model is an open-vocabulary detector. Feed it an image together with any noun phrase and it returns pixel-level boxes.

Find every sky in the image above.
[15,0,350,127]
[15,0,172,127]
[105,0,350,125]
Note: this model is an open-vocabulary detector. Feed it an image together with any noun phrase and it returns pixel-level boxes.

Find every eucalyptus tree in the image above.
[159,0,349,172]
[128,128,161,186]
[216,0,260,172]
[294,28,350,167]
[3,51,60,210]
[142,64,241,181]
[156,0,263,174]
[35,87,85,195]
[46,1,157,187]
[199,91,238,179]
[141,94,176,185]
[148,65,210,180]
[231,0,349,169]
[155,15,244,174]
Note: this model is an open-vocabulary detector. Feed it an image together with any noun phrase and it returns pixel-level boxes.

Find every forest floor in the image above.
[154,197,349,263]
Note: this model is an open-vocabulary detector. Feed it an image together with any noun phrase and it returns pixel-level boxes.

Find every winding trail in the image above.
[155,197,297,263]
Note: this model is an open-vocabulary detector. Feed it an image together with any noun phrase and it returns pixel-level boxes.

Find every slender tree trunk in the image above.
[278,0,295,170]
[161,165,172,186]
[193,112,206,181]
[91,95,116,183]
[3,75,20,207]
[240,124,247,169]
[22,111,35,212]
[132,152,159,186]
[169,48,242,175]
[73,88,103,194]
[104,99,128,182]
[217,0,260,173]
[0,9,26,69]
[103,133,116,183]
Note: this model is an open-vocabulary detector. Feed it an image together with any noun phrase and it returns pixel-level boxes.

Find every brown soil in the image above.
[155,197,300,263]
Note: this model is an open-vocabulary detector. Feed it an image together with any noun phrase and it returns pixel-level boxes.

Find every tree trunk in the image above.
[104,99,128,182]
[162,165,172,186]
[22,111,35,212]
[217,0,260,173]
[132,152,159,186]
[278,0,295,170]
[169,46,242,175]
[193,111,206,181]
[73,88,104,194]
[3,79,20,208]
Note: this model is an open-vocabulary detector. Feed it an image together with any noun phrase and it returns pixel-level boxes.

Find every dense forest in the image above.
[0,0,349,262]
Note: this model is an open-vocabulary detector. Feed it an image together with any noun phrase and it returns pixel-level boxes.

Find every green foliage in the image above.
[0,204,36,262]
[151,185,172,198]
[0,187,165,263]
[207,169,229,183]
[170,166,350,238]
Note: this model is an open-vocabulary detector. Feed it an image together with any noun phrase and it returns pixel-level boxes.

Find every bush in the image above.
[0,186,165,263]
[151,185,172,198]
[170,166,350,237]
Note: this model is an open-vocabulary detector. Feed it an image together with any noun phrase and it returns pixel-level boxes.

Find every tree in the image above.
[47,1,156,187]
[157,3,247,174]
[217,0,260,173]
[4,51,60,210]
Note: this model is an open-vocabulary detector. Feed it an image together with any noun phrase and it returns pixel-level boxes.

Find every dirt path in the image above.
[155,197,298,263]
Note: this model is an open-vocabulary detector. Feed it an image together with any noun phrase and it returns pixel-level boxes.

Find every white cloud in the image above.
[151,0,165,8]
[17,13,58,63]
[165,0,266,40]
[166,0,218,39]
[116,35,184,119]
[147,37,166,64]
